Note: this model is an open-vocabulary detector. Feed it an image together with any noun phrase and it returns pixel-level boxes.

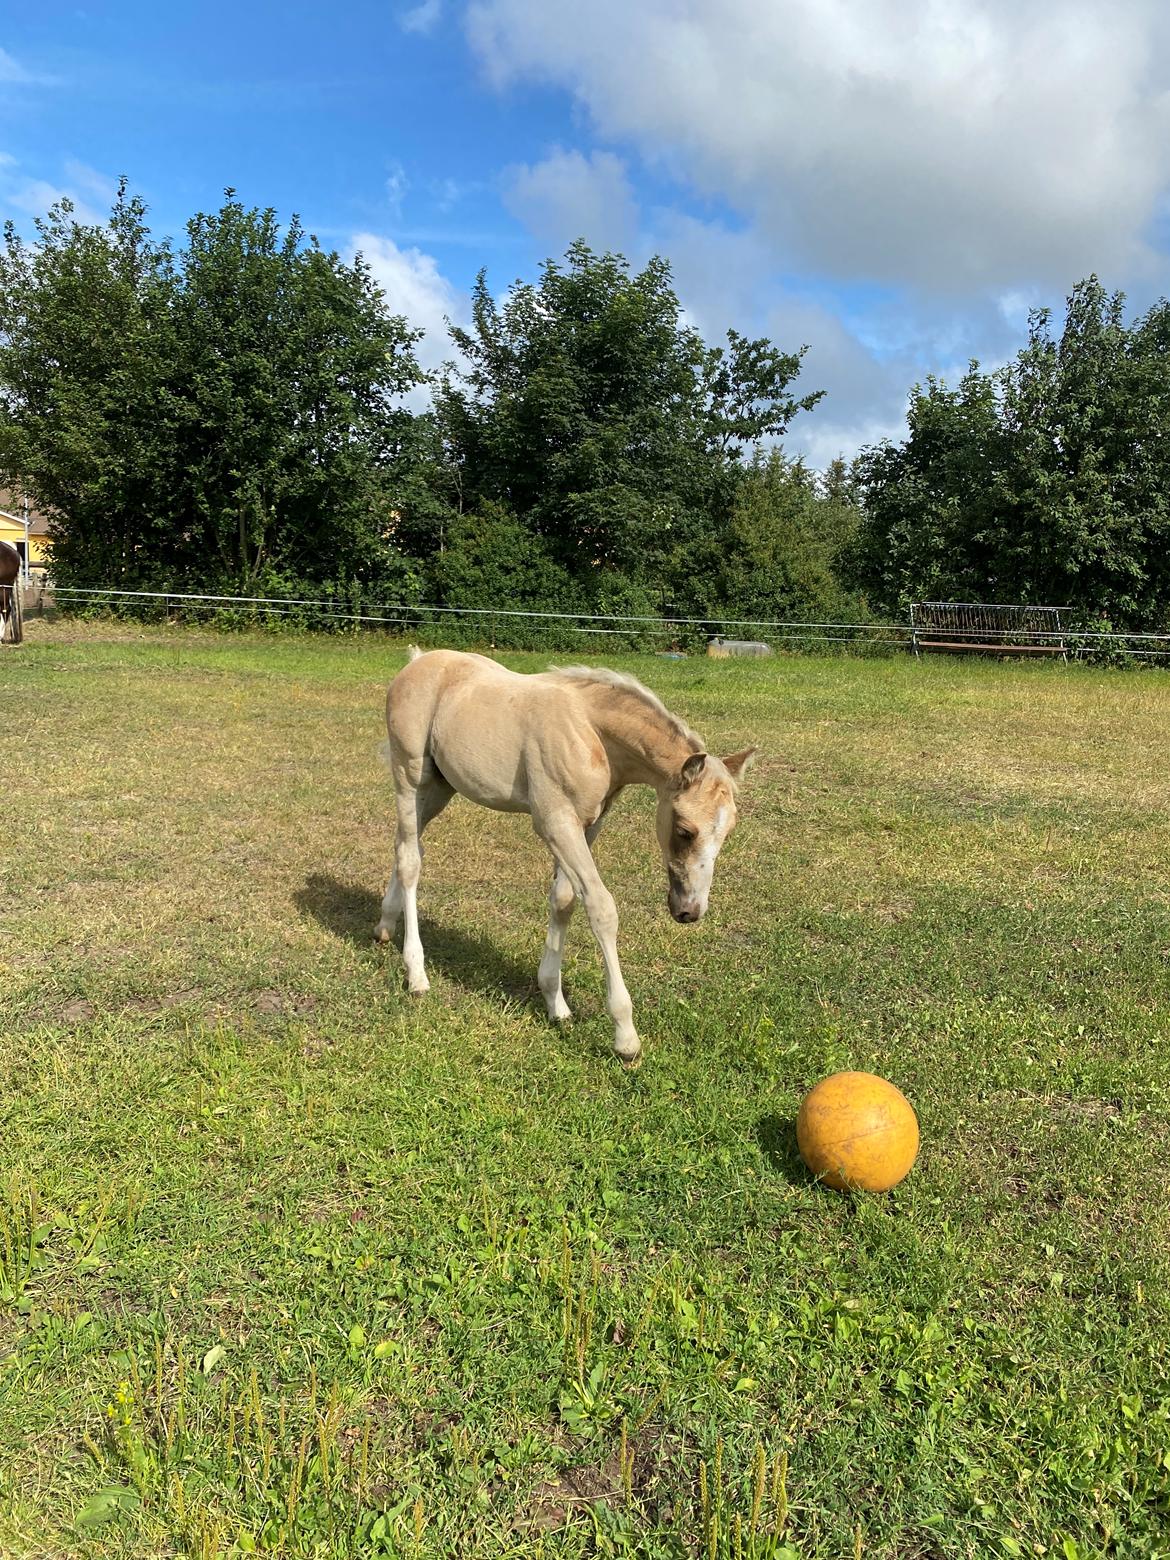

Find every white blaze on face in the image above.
[689,804,729,913]
[668,801,732,920]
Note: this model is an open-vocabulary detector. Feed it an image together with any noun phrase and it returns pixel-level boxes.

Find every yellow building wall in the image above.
[0,517,51,569]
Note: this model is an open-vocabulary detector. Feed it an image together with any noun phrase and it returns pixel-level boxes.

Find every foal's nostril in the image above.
[672,905,701,924]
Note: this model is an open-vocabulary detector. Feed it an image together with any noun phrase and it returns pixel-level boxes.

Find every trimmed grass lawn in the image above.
[1,619,1169,1559]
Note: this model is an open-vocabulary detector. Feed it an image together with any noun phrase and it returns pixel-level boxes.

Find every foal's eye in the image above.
[675,825,697,844]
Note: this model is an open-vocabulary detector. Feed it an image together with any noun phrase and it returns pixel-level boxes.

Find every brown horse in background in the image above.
[0,538,22,645]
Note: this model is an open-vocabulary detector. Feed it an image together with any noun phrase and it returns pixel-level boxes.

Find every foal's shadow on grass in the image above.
[755,1113,817,1188]
[295,873,538,1004]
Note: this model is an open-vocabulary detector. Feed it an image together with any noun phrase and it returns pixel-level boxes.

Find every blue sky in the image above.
[3,1,1170,464]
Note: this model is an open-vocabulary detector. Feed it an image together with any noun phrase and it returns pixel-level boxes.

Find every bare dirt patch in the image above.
[517,1423,684,1535]
[253,989,318,1017]
[58,998,95,1024]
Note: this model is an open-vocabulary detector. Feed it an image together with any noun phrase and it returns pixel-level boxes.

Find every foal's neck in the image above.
[590,690,702,792]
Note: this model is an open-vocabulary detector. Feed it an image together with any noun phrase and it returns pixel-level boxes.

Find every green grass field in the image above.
[2,619,1169,1559]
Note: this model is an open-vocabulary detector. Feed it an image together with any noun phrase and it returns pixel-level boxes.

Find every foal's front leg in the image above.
[543,817,640,1067]
[538,814,607,1026]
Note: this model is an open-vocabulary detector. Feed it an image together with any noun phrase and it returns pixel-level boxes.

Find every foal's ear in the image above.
[678,752,708,789]
[721,746,759,780]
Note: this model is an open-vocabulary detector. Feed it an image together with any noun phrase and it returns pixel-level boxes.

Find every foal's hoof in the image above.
[407,978,430,997]
[614,1035,643,1070]
[374,922,395,945]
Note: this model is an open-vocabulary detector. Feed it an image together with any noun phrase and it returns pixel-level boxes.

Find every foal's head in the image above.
[655,748,757,923]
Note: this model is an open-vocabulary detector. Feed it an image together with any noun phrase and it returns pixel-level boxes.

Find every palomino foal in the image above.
[376,648,756,1066]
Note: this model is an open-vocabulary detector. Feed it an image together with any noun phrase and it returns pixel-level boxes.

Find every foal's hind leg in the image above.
[375,776,452,943]
[538,867,576,1023]
[376,772,453,996]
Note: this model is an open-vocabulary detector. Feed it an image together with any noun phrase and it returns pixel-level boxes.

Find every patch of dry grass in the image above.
[2,619,1169,1559]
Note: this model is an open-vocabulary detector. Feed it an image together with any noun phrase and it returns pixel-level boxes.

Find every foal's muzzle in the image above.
[667,867,703,924]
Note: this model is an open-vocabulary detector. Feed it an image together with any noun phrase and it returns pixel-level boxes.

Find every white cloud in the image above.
[641,212,771,339]
[386,161,409,215]
[0,46,51,85]
[997,289,1043,334]
[763,295,917,464]
[793,413,906,471]
[601,207,1038,463]
[503,147,639,254]
[432,176,462,213]
[62,159,118,205]
[354,233,469,405]
[400,0,443,34]
[2,173,105,227]
[466,0,1170,293]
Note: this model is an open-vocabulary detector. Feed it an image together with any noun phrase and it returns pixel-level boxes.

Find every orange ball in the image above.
[796,1071,919,1192]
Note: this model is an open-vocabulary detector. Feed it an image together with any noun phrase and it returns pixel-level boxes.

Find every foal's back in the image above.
[386,648,539,752]
[386,649,604,816]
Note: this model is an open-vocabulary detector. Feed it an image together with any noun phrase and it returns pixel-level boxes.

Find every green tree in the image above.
[702,328,823,458]
[167,194,424,590]
[996,279,1169,621]
[848,279,1170,627]
[845,366,1007,612]
[0,180,179,584]
[0,186,427,595]
[427,500,572,620]
[436,241,821,600]
[688,449,865,625]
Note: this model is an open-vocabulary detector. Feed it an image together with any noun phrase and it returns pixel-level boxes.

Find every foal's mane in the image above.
[549,665,704,752]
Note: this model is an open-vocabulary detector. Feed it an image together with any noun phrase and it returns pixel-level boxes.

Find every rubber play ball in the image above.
[796,1072,919,1192]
